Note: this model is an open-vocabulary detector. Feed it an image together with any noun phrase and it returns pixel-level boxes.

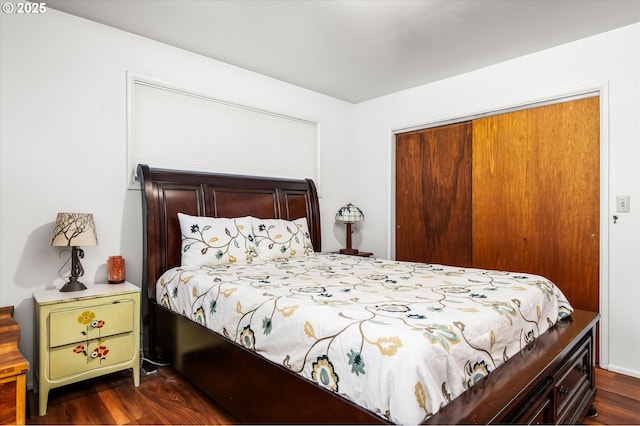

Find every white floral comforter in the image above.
[156,253,573,424]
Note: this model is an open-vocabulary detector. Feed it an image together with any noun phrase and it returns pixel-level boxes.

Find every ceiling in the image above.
[46,0,640,103]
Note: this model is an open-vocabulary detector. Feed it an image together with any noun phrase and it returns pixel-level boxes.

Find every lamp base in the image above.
[339,248,360,255]
[59,246,88,292]
[59,277,87,292]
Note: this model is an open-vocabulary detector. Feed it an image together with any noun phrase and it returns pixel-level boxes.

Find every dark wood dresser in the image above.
[0,306,29,425]
[427,309,599,424]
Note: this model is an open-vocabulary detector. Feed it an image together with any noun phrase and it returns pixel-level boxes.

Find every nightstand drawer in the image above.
[49,300,134,347]
[49,332,134,380]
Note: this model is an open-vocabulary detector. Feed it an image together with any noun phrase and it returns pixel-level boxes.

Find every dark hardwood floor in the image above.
[584,367,640,425]
[27,367,238,425]
[27,366,640,425]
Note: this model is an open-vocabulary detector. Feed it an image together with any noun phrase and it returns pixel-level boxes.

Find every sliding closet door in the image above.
[472,97,600,313]
[395,122,473,266]
[395,96,599,313]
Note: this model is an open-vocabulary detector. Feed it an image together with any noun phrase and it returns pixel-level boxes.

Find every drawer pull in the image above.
[558,386,570,396]
[576,365,589,374]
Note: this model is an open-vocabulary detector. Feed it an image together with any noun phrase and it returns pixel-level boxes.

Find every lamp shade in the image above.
[335,203,364,223]
[50,213,98,247]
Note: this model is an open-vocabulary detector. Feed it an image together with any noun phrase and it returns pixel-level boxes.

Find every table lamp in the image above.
[50,212,98,292]
[335,203,364,255]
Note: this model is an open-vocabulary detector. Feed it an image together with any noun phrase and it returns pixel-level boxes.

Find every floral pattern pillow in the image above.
[178,213,258,266]
[252,217,314,260]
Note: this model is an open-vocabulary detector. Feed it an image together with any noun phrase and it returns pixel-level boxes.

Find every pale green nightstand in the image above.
[33,282,140,416]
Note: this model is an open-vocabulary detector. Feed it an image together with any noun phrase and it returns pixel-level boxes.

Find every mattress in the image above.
[156,253,573,424]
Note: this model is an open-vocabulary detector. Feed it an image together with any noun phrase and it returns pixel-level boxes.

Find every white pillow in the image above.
[252,217,314,260]
[178,213,258,266]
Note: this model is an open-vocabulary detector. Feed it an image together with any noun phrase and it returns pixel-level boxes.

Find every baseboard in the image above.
[604,363,640,379]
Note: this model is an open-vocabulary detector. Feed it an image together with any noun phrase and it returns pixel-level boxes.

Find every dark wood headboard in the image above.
[137,164,321,301]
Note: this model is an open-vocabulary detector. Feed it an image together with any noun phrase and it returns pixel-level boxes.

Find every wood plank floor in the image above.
[27,367,239,425]
[28,366,640,424]
[584,367,640,425]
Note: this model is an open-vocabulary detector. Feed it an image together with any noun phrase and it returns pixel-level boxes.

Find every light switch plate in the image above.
[616,195,630,213]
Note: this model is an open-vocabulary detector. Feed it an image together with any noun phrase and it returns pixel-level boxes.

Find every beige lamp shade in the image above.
[335,203,364,255]
[50,213,98,247]
[335,203,365,223]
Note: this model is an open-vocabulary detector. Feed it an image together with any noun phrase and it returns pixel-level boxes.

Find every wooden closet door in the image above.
[395,122,473,266]
[472,97,600,312]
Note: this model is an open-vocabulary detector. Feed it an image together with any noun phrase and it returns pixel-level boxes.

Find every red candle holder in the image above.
[107,256,125,284]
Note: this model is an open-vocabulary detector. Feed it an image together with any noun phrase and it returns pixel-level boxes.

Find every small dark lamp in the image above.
[335,203,364,255]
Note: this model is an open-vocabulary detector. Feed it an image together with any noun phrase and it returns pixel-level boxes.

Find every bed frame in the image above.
[138,163,599,424]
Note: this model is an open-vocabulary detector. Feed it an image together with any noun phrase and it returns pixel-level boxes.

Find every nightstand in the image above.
[33,282,140,416]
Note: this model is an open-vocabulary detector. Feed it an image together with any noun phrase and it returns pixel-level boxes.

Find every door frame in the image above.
[388,82,610,367]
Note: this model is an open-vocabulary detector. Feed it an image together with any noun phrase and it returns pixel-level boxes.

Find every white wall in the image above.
[353,23,640,378]
[0,9,354,385]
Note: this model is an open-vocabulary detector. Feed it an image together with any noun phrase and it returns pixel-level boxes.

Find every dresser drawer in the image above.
[555,337,592,423]
[525,398,552,425]
[49,332,135,380]
[503,376,554,424]
[49,300,134,347]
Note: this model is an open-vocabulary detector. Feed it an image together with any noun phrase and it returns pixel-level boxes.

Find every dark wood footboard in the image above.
[152,303,384,424]
[426,309,599,424]
[150,304,598,424]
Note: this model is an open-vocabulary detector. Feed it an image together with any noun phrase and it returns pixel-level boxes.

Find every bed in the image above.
[137,163,599,424]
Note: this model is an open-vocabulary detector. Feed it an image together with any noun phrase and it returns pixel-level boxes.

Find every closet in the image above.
[395,96,600,313]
